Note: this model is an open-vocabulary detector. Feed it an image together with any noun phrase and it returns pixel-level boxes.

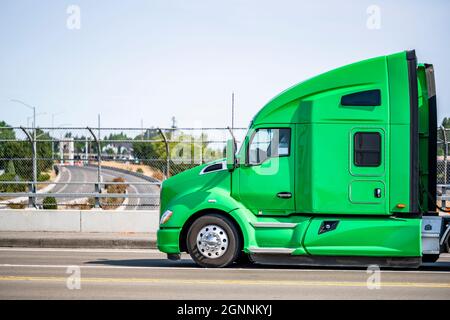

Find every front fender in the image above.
[161,187,244,228]
[158,188,258,253]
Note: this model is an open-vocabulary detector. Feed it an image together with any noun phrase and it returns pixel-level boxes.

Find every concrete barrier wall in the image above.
[81,211,159,233]
[0,210,159,233]
[0,210,81,232]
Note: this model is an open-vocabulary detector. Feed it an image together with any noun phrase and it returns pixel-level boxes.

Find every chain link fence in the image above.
[437,126,450,184]
[0,126,246,210]
[2,125,449,211]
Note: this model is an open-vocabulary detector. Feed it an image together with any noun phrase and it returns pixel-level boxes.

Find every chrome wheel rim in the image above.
[196,224,229,259]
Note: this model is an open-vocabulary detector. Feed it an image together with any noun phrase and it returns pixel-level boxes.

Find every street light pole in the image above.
[33,106,36,194]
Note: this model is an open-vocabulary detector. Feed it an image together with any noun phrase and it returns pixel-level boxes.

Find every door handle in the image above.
[374,188,382,198]
[277,192,292,199]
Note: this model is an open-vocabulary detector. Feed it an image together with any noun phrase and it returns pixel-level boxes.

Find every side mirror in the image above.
[226,139,236,171]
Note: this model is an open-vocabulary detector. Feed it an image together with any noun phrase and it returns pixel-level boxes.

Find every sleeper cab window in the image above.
[354,132,381,167]
[248,128,290,165]
[341,89,381,106]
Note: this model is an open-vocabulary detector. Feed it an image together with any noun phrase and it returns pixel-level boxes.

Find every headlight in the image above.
[160,210,173,225]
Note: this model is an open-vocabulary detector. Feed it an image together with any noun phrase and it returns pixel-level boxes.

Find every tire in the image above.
[186,214,241,268]
[235,252,253,266]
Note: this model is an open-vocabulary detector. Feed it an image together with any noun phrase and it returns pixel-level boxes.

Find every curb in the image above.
[0,238,157,249]
[86,164,161,184]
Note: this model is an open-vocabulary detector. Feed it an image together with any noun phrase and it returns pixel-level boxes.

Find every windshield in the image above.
[236,121,253,156]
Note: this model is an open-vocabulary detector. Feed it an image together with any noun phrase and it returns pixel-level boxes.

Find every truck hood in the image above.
[159,159,230,212]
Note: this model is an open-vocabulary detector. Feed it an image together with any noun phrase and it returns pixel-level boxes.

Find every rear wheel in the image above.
[187,214,241,268]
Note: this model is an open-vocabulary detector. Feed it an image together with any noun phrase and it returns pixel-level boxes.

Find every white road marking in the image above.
[54,167,71,194]
[36,165,62,194]
[84,166,143,210]
[0,263,449,274]
[0,263,181,270]
[0,247,157,253]
[0,248,449,274]
[129,183,141,209]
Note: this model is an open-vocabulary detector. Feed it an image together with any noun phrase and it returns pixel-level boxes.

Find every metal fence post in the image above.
[440,126,448,208]
[157,128,170,179]
[199,128,203,164]
[32,127,38,208]
[20,127,36,208]
[85,137,88,165]
[87,127,101,208]
[27,182,34,208]
[442,126,448,185]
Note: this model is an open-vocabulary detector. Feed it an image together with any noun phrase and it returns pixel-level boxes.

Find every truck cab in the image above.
[157,50,450,268]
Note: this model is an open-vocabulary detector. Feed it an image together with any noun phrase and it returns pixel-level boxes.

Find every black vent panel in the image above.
[203,163,223,173]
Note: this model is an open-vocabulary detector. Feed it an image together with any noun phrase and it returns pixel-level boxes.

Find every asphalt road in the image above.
[50,165,159,209]
[0,247,449,300]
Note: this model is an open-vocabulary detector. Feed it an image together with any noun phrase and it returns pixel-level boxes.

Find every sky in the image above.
[0,0,449,129]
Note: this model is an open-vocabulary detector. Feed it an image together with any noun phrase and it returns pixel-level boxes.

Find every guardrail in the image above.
[0,126,247,209]
[0,179,161,209]
[0,163,162,209]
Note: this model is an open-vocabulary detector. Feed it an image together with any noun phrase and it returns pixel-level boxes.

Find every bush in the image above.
[103,178,128,209]
[70,198,94,210]
[43,196,57,210]
[7,202,26,209]
[136,168,144,174]
[6,160,16,175]
[106,177,128,194]
[38,173,51,182]
[152,169,165,181]
[0,173,26,193]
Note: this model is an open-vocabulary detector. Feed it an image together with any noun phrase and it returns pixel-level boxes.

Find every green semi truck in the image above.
[157,50,450,268]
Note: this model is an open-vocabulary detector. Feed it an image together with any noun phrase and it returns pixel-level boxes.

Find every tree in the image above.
[439,118,450,156]
[132,129,164,162]
[132,126,224,176]
[0,121,16,170]
[6,160,15,175]
[0,122,53,180]
[36,128,53,175]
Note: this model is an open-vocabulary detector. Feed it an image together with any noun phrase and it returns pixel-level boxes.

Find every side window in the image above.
[248,128,290,165]
[341,89,381,106]
[354,132,381,167]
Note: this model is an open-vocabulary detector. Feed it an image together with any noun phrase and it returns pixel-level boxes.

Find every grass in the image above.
[7,202,27,209]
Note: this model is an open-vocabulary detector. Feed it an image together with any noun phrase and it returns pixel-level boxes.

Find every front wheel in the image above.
[186,214,241,268]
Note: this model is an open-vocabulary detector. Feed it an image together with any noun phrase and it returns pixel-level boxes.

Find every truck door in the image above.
[348,127,387,213]
[238,125,295,215]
